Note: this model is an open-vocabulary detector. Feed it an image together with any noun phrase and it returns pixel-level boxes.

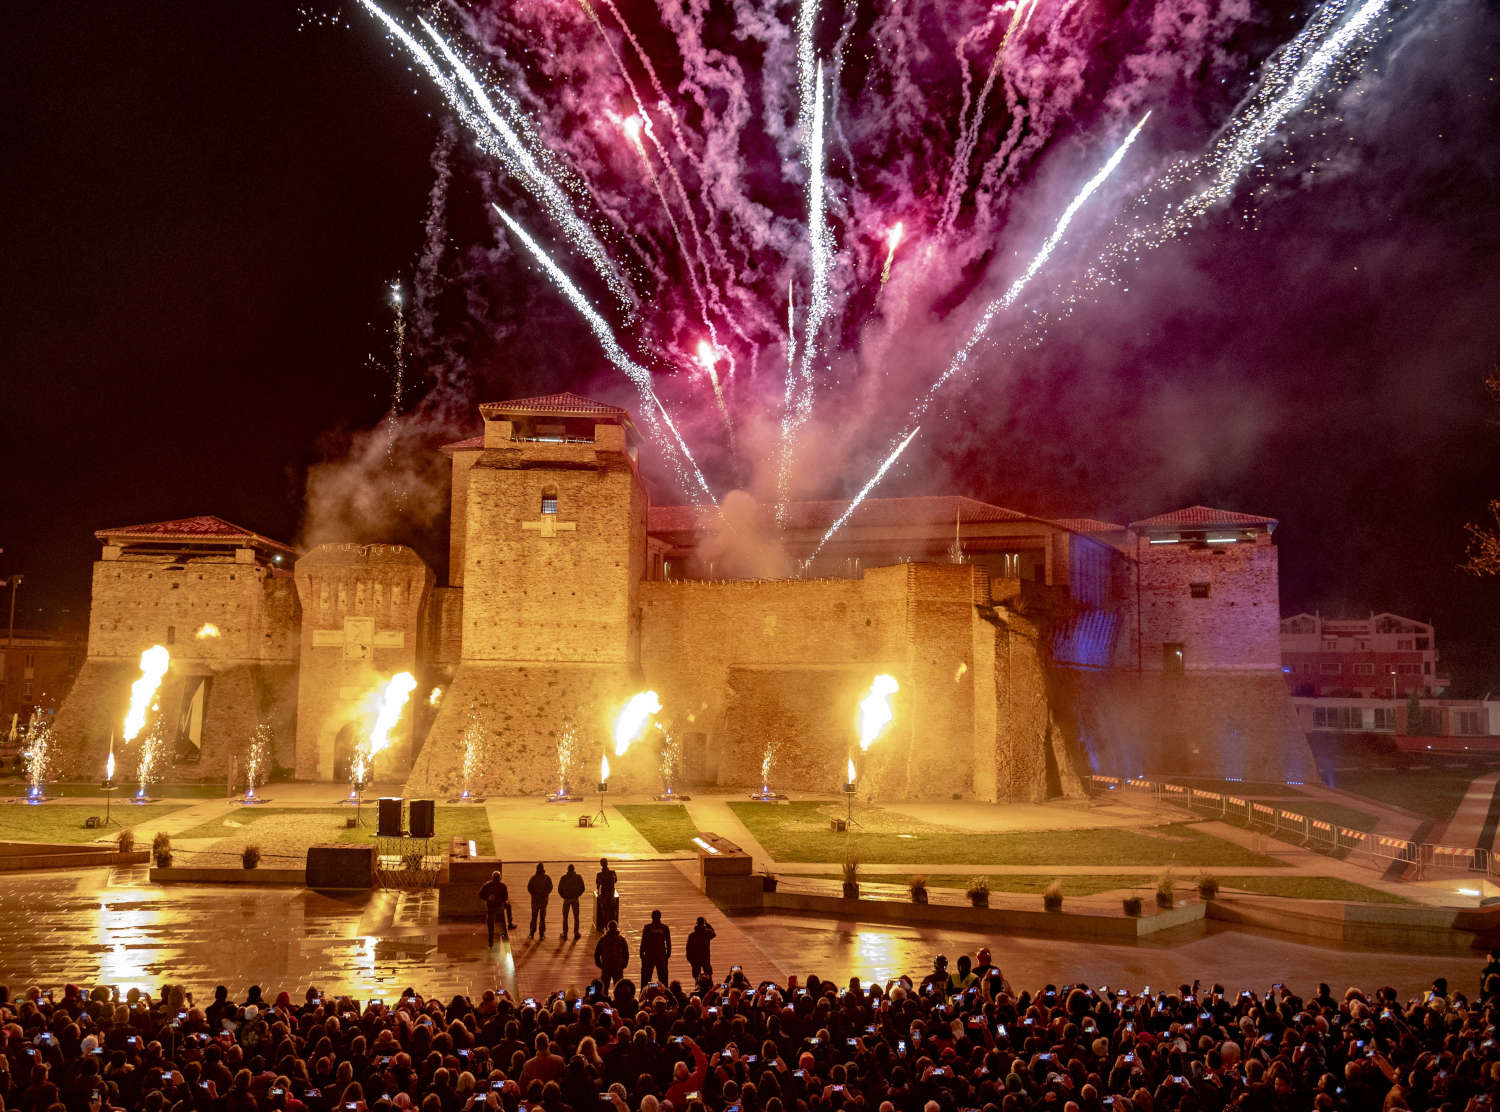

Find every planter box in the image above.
[0,845,149,873]
[151,866,305,886]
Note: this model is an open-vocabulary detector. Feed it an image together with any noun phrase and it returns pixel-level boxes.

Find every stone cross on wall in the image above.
[521,515,578,539]
[311,616,406,661]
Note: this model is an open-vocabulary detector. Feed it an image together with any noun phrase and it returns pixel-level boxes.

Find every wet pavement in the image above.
[0,865,1483,1004]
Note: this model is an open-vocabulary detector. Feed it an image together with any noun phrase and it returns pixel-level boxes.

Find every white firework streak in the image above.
[491,204,717,507]
[384,281,408,509]
[355,2,637,314]
[938,0,1038,238]
[799,426,920,573]
[777,60,833,524]
[806,115,1149,565]
[821,0,1396,560]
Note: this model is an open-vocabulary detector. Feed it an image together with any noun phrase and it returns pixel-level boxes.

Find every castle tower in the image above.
[405,393,652,796]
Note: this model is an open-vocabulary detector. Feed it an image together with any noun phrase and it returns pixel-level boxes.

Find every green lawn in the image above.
[803,872,1410,903]
[1331,770,1476,823]
[0,804,186,844]
[175,806,494,858]
[730,801,1280,866]
[614,804,702,852]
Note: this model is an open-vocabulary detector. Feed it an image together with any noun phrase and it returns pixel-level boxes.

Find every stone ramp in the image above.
[1434,771,1500,851]
[446,860,785,997]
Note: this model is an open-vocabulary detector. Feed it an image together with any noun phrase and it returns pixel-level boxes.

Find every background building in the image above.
[1281,611,1449,698]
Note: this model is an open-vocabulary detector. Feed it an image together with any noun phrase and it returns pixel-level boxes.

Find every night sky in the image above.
[4,2,1500,691]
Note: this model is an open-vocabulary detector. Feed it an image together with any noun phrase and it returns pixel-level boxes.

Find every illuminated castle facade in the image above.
[49,393,1317,798]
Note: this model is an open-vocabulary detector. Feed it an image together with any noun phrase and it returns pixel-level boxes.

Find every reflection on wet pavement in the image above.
[0,867,1481,1002]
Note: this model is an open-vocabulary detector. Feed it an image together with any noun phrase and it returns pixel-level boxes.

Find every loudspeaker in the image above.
[377,796,405,838]
[409,798,435,840]
[306,844,375,889]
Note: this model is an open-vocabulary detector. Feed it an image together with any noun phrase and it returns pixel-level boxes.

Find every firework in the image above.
[801,426,921,570]
[123,645,169,743]
[195,623,220,640]
[879,222,905,288]
[370,672,418,756]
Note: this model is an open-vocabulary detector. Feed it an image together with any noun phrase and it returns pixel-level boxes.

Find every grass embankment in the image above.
[1331,770,1474,824]
[804,872,1411,904]
[613,805,702,852]
[0,804,186,844]
[730,801,1280,867]
[175,806,494,862]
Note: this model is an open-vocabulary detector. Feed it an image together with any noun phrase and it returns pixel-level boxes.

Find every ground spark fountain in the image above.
[451,702,488,803]
[653,726,690,802]
[241,722,272,804]
[749,737,788,802]
[133,719,167,803]
[22,713,51,804]
[543,716,582,803]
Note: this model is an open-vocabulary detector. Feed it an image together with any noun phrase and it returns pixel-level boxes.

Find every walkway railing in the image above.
[1089,774,1496,884]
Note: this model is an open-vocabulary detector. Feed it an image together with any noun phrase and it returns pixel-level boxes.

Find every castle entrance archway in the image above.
[332,722,361,781]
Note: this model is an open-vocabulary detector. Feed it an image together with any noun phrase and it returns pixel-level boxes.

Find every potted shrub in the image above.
[242,844,262,870]
[761,871,779,893]
[966,878,990,908]
[1043,880,1064,912]
[1122,894,1143,917]
[152,832,172,869]
[909,875,929,904]
[1155,871,1176,909]
[117,829,135,853]
[841,857,861,900]
[1195,872,1220,900]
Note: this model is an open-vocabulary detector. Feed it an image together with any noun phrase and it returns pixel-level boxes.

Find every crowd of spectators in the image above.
[2,950,1498,1112]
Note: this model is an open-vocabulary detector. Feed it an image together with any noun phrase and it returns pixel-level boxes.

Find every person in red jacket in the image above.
[663,1037,707,1108]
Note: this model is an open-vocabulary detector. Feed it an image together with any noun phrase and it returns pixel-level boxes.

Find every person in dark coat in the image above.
[639,908,671,985]
[526,863,553,939]
[685,917,716,984]
[595,858,618,932]
[593,920,629,989]
[557,865,586,940]
[478,870,511,946]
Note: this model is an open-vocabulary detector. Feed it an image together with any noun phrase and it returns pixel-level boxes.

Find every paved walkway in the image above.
[1434,771,1500,850]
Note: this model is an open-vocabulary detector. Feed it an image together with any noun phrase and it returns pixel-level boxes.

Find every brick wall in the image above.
[1135,536,1282,672]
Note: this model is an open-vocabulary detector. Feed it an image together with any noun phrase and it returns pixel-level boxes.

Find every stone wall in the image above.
[292,544,435,781]
[461,438,645,665]
[49,554,300,781]
[1136,535,1282,672]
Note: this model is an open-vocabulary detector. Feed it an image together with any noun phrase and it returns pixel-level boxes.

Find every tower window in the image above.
[1163,642,1185,674]
[1189,582,1210,598]
[167,625,176,644]
[541,492,558,515]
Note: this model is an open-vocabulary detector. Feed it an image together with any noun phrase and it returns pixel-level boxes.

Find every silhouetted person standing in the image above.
[686,916,716,983]
[557,864,585,940]
[527,863,553,939]
[593,920,628,989]
[639,908,671,985]
[595,857,618,932]
[478,870,510,946]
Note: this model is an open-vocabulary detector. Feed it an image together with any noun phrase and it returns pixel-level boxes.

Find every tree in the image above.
[1464,367,1500,574]
[1405,690,1426,737]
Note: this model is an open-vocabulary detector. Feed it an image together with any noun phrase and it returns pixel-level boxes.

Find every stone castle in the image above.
[49,392,1317,798]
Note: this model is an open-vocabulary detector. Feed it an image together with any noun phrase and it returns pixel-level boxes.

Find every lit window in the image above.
[541,494,558,515]
[1189,582,1210,599]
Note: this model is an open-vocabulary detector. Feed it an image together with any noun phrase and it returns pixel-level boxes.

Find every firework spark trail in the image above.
[491,203,717,507]
[777,60,833,525]
[799,426,920,572]
[384,282,408,507]
[356,2,638,314]
[815,0,1395,564]
[938,0,1039,238]
[579,0,740,360]
[879,221,905,287]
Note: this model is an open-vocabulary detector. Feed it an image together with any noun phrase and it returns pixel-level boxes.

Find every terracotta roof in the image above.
[1128,505,1277,531]
[649,495,1032,535]
[440,434,485,453]
[1047,517,1125,534]
[95,515,298,555]
[478,392,629,419]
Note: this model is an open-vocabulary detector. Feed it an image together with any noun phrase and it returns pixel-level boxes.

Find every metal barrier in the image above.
[1089,774,1497,884]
